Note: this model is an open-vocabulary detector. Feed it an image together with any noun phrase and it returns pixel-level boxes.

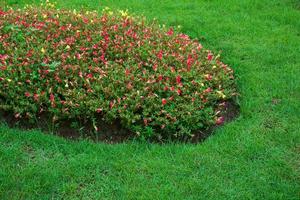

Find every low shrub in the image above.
[0,4,237,139]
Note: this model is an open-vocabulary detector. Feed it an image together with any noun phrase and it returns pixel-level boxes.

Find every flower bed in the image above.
[0,4,237,140]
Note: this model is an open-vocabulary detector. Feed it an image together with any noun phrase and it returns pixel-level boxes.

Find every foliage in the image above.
[0,4,236,138]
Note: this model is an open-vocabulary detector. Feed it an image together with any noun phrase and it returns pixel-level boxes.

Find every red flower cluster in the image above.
[0,6,236,138]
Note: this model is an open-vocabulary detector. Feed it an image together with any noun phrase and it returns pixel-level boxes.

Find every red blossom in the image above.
[158,75,163,81]
[152,64,157,71]
[76,53,81,60]
[177,89,182,95]
[176,75,181,84]
[33,94,39,101]
[82,17,89,24]
[166,28,174,36]
[109,101,115,109]
[125,69,130,76]
[157,50,163,60]
[143,119,148,126]
[197,44,203,51]
[187,55,193,70]
[0,54,8,61]
[87,88,93,93]
[0,10,6,16]
[162,98,167,105]
[49,93,55,102]
[179,34,189,40]
[207,52,213,61]
[204,87,212,93]
[86,73,93,79]
[0,66,7,70]
[205,74,212,81]
[100,53,106,63]
[126,82,133,90]
[216,116,225,125]
[170,67,175,73]
[25,92,31,97]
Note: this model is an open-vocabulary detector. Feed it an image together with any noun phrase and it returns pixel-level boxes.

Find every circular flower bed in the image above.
[0,5,237,140]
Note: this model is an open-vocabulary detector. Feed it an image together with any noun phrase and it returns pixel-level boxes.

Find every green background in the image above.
[0,0,299,199]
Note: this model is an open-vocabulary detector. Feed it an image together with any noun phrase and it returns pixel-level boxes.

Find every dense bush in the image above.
[0,4,237,139]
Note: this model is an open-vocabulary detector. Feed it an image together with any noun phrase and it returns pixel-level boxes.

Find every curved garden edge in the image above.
[0,100,239,144]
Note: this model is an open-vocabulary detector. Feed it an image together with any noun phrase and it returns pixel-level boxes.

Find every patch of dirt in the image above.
[0,101,239,144]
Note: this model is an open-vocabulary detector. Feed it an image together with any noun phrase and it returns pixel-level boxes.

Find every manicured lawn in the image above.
[0,0,299,199]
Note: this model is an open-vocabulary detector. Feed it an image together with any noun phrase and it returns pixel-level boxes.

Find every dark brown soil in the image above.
[0,101,239,144]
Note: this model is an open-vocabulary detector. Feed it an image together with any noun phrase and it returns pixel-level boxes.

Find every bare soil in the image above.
[0,101,239,144]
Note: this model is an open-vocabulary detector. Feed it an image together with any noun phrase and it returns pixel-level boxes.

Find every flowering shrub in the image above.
[0,4,237,139]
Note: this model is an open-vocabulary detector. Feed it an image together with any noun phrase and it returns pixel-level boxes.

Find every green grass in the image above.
[0,0,300,199]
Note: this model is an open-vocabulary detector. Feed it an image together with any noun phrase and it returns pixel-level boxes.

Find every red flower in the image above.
[143,119,148,126]
[125,69,130,76]
[162,98,167,105]
[205,74,212,81]
[166,28,174,36]
[207,52,213,61]
[157,50,163,60]
[109,101,115,109]
[0,10,6,16]
[152,64,157,71]
[126,82,133,90]
[216,116,225,125]
[177,89,182,95]
[158,75,163,81]
[204,87,212,93]
[0,66,6,70]
[170,67,175,73]
[187,55,193,70]
[176,75,181,84]
[96,108,103,113]
[0,54,8,61]
[82,17,89,24]
[25,92,31,97]
[49,93,55,102]
[197,44,203,51]
[179,34,189,40]
[86,73,93,79]
[33,94,39,101]
[100,54,106,63]
[76,53,81,60]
